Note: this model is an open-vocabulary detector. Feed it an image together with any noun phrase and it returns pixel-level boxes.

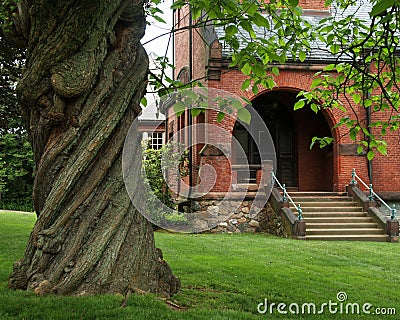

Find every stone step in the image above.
[307,228,384,235]
[290,196,354,202]
[305,234,390,242]
[306,222,378,229]
[304,217,373,223]
[289,201,359,207]
[299,212,367,218]
[285,192,347,197]
[274,189,389,242]
[297,207,364,212]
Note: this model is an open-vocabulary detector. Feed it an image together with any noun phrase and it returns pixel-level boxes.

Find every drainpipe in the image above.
[172,1,175,82]
[366,103,373,184]
[188,8,193,195]
[363,53,373,184]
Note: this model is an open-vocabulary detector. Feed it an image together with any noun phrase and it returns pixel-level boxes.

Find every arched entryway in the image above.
[233,89,334,191]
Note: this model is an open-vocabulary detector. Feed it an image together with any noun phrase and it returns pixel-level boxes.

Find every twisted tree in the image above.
[3,0,179,296]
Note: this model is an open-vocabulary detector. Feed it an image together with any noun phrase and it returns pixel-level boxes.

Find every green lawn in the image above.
[0,211,399,319]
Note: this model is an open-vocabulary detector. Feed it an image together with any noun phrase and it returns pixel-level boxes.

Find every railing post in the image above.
[368,184,374,201]
[297,204,303,221]
[391,205,397,221]
[282,184,287,202]
[350,168,357,186]
[270,168,274,185]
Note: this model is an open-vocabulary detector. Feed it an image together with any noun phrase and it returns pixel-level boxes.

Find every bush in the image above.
[142,140,189,227]
[0,133,34,212]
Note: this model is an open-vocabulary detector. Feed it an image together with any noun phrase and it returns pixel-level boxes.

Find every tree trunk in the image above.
[7,0,180,297]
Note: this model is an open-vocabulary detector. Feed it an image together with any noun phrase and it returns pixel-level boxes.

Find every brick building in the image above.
[168,0,400,201]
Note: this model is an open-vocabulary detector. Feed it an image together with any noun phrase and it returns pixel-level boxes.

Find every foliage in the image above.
[147,0,400,157]
[142,140,189,225]
[293,0,400,157]
[1,211,400,319]
[0,3,32,211]
[142,140,176,208]
[0,16,25,132]
[0,133,34,211]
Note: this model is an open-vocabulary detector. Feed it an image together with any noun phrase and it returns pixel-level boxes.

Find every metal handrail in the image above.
[351,168,397,220]
[271,169,303,220]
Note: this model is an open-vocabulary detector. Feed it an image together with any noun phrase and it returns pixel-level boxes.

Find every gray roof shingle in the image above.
[214,0,373,63]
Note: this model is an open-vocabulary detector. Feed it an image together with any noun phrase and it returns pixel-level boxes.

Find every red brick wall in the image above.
[174,6,207,81]
[171,3,400,196]
[198,155,232,192]
[299,0,327,10]
[370,112,400,192]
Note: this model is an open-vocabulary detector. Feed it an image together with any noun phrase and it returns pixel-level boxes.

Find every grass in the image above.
[0,211,399,319]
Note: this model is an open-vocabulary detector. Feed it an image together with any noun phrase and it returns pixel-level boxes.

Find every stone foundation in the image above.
[190,198,287,236]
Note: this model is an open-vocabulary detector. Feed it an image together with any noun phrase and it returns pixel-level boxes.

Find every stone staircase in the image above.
[288,192,389,242]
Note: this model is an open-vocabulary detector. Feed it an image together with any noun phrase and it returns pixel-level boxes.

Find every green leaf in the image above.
[237,108,251,124]
[216,112,225,123]
[326,34,335,45]
[252,12,270,28]
[170,0,185,9]
[367,150,375,161]
[241,79,251,90]
[310,136,317,149]
[364,99,372,107]
[357,146,363,154]
[241,63,251,76]
[266,78,275,89]
[330,44,340,54]
[240,20,255,38]
[352,93,361,104]
[140,97,147,107]
[362,127,370,136]
[377,144,387,156]
[232,99,243,110]
[350,129,357,141]
[311,77,322,88]
[370,0,395,17]
[252,84,259,95]
[288,0,299,7]
[311,103,319,114]
[271,66,279,76]
[294,100,305,110]
[324,64,336,71]
[225,25,238,38]
[153,15,166,24]
[185,90,198,100]
[191,108,202,117]
[253,64,266,78]
[298,50,306,62]
[173,101,186,115]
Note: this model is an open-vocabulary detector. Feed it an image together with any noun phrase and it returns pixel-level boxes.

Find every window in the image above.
[151,132,164,150]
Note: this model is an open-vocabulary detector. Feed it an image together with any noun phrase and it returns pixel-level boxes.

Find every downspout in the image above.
[367,103,373,183]
[188,9,193,193]
[172,2,175,82]
[165,2,174,144]
[365,55,373,184]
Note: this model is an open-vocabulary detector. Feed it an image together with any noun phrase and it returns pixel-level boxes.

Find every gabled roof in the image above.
[212,0,373,63]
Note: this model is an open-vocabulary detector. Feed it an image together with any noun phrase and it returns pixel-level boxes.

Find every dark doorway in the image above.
[233,90,334,191]
[252,94,297,187]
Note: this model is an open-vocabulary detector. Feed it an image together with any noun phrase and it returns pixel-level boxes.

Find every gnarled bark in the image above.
[7,0,180,297]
